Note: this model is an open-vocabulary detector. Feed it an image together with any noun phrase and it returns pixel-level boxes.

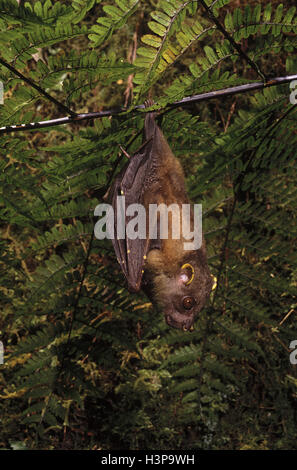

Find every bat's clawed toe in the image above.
[144,99,154,108]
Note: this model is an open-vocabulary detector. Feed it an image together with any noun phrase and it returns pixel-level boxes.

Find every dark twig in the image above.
[0,74,296,134]
[199,0,267,81]
[0,57,76,117]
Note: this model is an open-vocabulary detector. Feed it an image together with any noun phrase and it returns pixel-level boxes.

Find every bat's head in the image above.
[143,253,214,331]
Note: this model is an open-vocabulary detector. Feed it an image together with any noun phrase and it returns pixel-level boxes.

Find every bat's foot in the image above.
[144,99,154,108]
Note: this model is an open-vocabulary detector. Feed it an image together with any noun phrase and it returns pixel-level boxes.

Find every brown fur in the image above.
[140,111,213,330]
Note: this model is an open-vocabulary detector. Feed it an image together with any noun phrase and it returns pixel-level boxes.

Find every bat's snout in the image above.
[165,310,195,332]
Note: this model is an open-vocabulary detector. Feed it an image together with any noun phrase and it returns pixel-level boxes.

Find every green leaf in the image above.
[148,20,167,37]
[141,34,162,48]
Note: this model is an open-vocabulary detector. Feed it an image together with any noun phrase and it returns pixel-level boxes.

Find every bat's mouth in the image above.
[165,311,195,331]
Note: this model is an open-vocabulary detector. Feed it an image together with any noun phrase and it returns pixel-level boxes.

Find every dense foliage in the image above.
[0,0,296,450]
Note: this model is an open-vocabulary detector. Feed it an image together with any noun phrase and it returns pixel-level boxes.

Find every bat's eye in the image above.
[182,296,195,310]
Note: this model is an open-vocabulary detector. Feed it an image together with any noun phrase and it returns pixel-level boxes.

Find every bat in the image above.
[106,101,213,331]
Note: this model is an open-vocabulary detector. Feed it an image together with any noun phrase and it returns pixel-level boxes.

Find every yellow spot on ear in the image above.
[181,263,195,285]
[121,190,124,195]
[143,255,147,260]
[127,249,130,254]
[211,275,217,291]
[141,270,144,273]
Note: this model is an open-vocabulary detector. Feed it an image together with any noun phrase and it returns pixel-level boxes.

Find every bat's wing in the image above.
[108,137,155,292]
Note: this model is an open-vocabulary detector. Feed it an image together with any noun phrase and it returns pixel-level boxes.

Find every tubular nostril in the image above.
[165,311,195,330]
[182,322,195,332]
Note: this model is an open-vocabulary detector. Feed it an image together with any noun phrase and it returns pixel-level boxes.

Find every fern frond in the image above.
[88,0,139,47]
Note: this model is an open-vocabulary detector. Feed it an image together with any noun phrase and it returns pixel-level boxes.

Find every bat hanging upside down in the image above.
[105,101,214,331]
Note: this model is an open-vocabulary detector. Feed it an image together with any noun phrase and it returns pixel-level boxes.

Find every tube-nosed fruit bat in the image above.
[106,101,213,331]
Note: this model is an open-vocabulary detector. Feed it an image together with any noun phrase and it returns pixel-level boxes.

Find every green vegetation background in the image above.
[0,0,296,450]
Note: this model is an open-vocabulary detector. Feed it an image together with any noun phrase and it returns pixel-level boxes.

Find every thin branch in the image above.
[66,230,95,344]
[0,57,76,117]
[199,0,267,81]
[0,74,296,135]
